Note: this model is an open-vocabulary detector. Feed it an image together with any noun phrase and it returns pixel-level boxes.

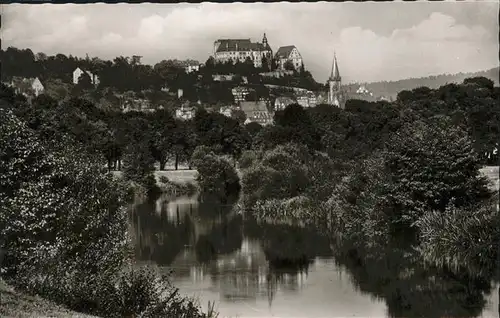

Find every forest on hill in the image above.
[346,67,500,100]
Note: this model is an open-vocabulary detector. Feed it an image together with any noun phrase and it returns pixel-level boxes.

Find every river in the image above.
[129,193,499,318]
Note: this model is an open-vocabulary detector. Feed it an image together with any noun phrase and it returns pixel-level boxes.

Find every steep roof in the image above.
[275,46,296,59]
[240,100,269,114]
[329,53,341,81]
[215,39,267,53]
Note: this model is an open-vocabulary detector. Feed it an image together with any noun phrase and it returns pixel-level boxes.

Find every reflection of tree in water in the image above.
[244,219,333,263]
[332,239,494,318]
[195,214,244,264]
[129,197,195,265]
[266,261,311,307]
[196,193,240,220]
[243,219,332,307]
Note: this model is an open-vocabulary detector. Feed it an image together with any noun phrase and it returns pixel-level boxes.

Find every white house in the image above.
[219,106,234,118]
[73,67,100,86]
[8,77,45,98]
[185,64,202,73]
[175,104,196,120]
[274,45,303,71]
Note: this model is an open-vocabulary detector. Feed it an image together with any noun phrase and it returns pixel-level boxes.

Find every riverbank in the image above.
[0,279,98,318]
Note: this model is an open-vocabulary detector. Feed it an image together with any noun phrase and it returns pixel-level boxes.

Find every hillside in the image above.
[345,67,499,100]
[0,279,99,318]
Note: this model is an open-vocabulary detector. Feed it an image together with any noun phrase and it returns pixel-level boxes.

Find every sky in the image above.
[1,1,498,83]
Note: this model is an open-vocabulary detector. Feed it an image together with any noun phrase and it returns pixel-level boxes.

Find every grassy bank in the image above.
[0,279,98,318]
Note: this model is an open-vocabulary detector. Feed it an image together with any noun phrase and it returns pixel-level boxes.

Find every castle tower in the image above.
[328,52,342,107]
[262,33,269,48]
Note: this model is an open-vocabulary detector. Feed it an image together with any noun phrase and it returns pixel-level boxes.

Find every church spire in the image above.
[330,51,341,82]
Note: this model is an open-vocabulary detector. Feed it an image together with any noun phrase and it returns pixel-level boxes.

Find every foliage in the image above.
[273,104,321,150]
[158,176,198,197]
[325,154,392,244]
[383,116,493,224]
[238,150,260,169]
[0,108,128,305]
[122,142,158,193]
[415,193,499,278]
[241,144,310,207]
[190,146,240,199]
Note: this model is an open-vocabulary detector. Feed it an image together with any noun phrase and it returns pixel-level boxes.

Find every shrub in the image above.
[191,147,240,199]
[158,175,198,197]
[0,110,215,317]
[383,116,493,224]
[0,109,128,300]
[325,154,392,245]
[238,150,259,169]
[415,193,499,277]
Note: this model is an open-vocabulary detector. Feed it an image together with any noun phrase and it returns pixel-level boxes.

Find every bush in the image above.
[240,143,310,207]
[158,175,198,197]
[0,109,215,318]
[191,147,240,199]
[415,193,499,277]
[238,150,256,169]
[383,116,493,224]
[325,154,392,245]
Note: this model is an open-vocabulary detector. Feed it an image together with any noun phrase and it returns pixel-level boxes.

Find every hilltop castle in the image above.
[213,33,304,72]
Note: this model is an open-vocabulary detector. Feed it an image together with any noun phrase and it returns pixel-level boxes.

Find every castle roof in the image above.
[275,46,296,59]
[215,39,268,52]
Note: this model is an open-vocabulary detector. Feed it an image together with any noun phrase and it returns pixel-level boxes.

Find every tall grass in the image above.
[415,193,499,279]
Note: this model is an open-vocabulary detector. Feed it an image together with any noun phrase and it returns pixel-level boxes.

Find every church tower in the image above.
[328,52,342,107]
[262,33,269,48]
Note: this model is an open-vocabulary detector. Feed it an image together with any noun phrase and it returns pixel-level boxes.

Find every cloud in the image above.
[392,12,490,42]
[1,3,497,83]
[333,12,496,82]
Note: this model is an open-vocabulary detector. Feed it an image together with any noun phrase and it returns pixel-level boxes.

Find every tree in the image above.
[122,141,157,192]
[245,122,263,138]
[273,103,321,150]
[231,109,247,125]
[0,108,129,301]
[191,147,241,200]
[383,116,493,225]
[261,56,270,72]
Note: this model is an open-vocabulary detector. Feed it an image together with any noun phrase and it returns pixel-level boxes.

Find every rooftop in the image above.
[215,39,268,53]
[275,45,296,59]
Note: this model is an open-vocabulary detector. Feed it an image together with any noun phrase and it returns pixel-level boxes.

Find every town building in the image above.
[175,104,196,120]
[7,77,45,98]
[121,98,153,113]
[232,86,251,103]
[219,105,241,118]
[274,96,296,111]
[213,34,273,69]
[274,45,303,71]
[73,67,100,86]
[185,64,202,73]
[356,85,370,94]
[259,70,294,78]
[240,100,273,126]
[327,52,345,108]
[212,74,235,82]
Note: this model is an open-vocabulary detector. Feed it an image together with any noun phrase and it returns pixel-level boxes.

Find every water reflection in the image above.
[129,194,498,317]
